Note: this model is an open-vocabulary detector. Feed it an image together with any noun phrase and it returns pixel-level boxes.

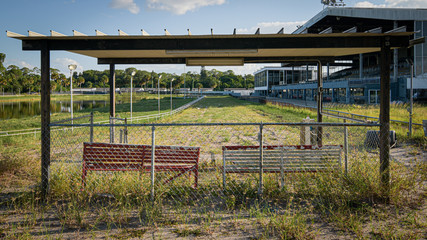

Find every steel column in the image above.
[317,61,323,145]
[393,21,399,83]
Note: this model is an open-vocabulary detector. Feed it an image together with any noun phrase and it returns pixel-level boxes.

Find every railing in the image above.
[0,96,204,137]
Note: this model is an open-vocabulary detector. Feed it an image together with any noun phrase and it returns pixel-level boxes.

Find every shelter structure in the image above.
[7,25,420,198]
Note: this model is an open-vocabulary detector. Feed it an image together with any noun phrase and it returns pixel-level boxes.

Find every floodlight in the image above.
[68,64,77,71]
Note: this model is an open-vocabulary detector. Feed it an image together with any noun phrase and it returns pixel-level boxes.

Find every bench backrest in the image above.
[142,145,200,167]
[223,145,342,173]
[83,142,146,171]
[83,142,200,168]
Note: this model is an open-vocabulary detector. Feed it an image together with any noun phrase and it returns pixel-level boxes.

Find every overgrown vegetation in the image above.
[326,102,427,145]
[0,96,425,239]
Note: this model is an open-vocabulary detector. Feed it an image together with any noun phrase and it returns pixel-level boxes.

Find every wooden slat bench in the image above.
[82,142,200,189]
[222,145,342,188]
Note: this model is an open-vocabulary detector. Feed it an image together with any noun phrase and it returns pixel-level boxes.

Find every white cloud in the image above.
[385,0,427,8]
[146,0,226,15]
[354,0,427,8]
[109,0,140,14]
[354,1,386,8]
[237,21,306,34]
[53,58,83,75]
[4,59,35,69]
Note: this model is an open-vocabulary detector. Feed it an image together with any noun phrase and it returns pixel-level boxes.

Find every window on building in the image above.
[351,88,364,96]
[369,90,380,104]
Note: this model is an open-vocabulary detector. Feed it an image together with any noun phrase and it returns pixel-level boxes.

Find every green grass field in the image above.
[0,95,425,239]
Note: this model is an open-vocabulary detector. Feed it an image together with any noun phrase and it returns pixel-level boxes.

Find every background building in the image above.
[254,7,427,103]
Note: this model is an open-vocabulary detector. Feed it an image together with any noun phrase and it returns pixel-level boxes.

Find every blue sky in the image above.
[2,0,426,76]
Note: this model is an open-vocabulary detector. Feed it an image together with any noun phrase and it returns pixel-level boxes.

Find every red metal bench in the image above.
[82,142,200,189]
[143,145,200,188]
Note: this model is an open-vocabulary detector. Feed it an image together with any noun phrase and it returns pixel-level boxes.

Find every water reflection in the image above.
[0,100,111,120]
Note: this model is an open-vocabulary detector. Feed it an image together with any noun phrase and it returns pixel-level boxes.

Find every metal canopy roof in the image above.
[7,30,414,66]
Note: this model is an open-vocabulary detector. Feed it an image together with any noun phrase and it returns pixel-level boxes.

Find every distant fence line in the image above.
[0,96,204,138]
[263,98,424,127]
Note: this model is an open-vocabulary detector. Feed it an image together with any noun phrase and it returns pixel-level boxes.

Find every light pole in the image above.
[158,75,162,116]
[130,70,136,122]
[183,72,186,99]
[68,64,77,126]
[170,78,175,115]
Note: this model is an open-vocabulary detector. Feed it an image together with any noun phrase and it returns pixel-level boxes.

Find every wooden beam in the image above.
[40,40,50,200]
[99,58,186,65]
[98,57,337,65]
[380,37,391,194]
[21,35,411,51]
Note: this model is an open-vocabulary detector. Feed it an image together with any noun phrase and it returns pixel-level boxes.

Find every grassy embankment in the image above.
[0,96,425,239]
[325,102,427,145]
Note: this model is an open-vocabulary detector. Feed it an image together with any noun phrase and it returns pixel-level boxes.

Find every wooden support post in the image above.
[109,64,116,118]
[40,40,50,200]
[317,61,323,146]
[380,37,391,194]
[109,64,115,144]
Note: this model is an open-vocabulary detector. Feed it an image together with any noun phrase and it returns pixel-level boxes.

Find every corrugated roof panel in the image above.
[96,30,107,36]
[118,29,128,36]
[50,30,66,37]
[141,29,149,36]
[73,30,87,36]
[28,31,45,37]
[6,31,25,37]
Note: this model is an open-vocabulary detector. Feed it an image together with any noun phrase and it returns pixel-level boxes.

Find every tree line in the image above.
[0,54,254,94]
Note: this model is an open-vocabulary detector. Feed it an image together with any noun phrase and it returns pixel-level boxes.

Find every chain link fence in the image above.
[48,119,384,211]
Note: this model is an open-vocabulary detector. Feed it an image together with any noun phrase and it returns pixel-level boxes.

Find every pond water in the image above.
[0,100,113,120]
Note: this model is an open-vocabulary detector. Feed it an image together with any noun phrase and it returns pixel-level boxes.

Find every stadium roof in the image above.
[293,7,427,34]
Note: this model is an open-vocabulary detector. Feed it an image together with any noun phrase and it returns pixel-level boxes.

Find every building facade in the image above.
[253,8,427,104]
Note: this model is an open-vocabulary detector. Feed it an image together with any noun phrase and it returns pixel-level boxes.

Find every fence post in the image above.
[124,118,128,143]
[151,125,156,201]
[109,117,114,143]
[90,112,94,143]
[344,119,348,175]
[222,147,226,191]
[280,146,284,189]
[258,122,263,197]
